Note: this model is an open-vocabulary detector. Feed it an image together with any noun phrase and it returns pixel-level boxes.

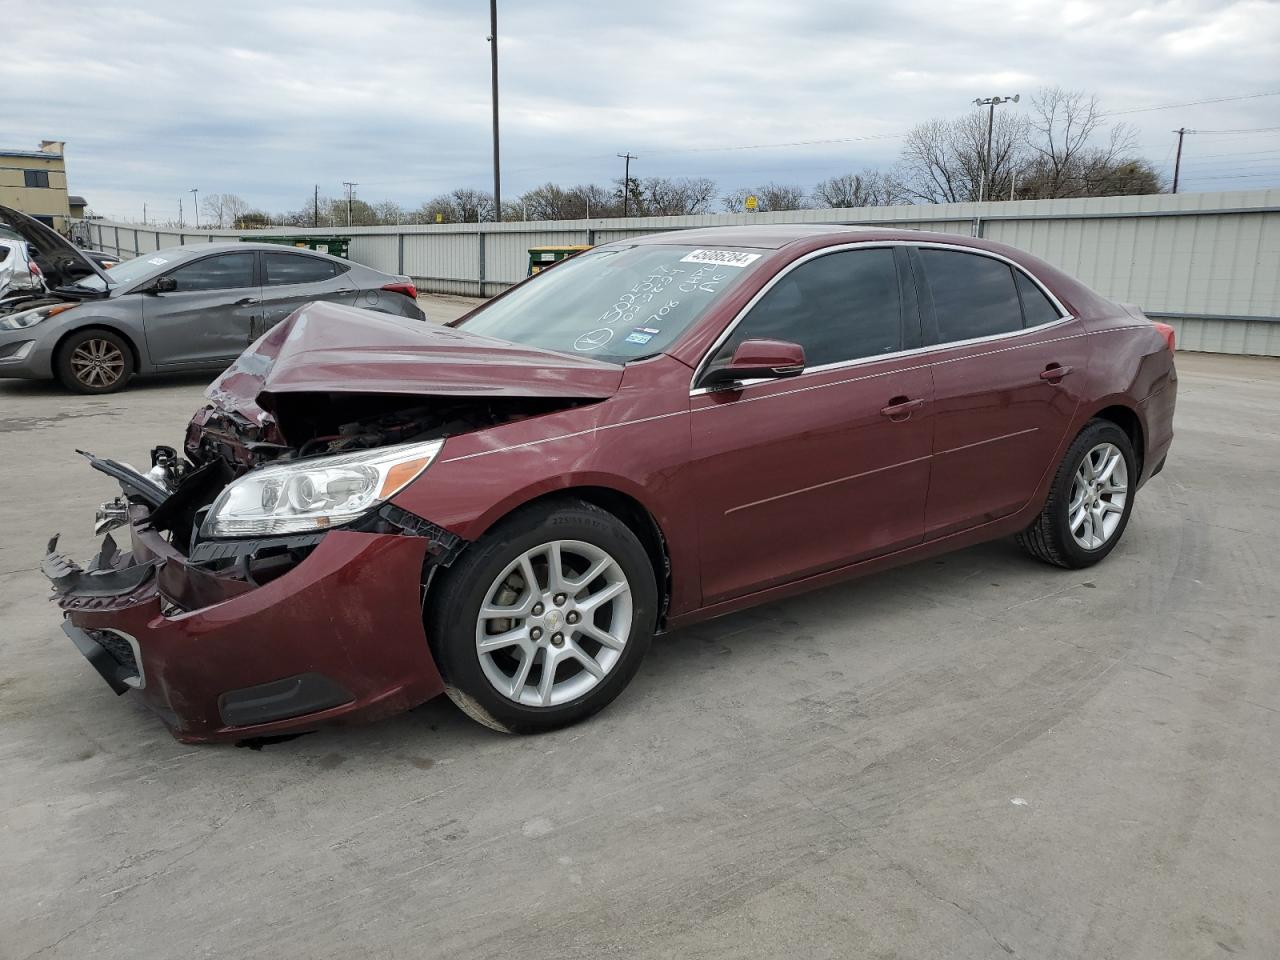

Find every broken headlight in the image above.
[202,439,443,538]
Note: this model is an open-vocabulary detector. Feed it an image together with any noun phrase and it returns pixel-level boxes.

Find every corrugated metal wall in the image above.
[86,188,1280,356]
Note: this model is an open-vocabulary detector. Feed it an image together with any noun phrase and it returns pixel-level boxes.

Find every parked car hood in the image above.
[207,300,624,421]
[0,204,112,290]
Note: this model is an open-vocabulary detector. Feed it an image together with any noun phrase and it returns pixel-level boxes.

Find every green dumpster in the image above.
[527,244,591,277]
[248,235,351,259]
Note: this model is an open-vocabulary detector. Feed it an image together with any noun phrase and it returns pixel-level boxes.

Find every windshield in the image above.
[458,244,765,363]
[72,246,199,292]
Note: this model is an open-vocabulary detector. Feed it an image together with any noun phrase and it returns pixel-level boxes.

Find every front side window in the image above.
[458,244,763,363]
[707,248,902,373]
[920,249,1023,343]
[264,253,339,285]
[167,253,255,292]
[23,170,50,188]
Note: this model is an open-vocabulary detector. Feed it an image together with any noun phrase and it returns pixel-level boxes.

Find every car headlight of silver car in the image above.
[0,302,77,330]
[203,439,444,538]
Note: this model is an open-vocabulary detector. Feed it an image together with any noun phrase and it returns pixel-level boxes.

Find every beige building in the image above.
[0,140,75,232]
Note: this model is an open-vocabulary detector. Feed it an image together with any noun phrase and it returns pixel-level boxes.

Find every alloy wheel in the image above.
[1068,441,1128,550]
[70,338,126,389]
[475,539,632,707]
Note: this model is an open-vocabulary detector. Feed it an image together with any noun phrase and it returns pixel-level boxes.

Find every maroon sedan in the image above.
[45,225,1177,743]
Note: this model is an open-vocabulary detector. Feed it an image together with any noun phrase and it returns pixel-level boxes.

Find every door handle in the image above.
[234,297,260,307]
[1040,364,1073,382]
[880,397,926,419]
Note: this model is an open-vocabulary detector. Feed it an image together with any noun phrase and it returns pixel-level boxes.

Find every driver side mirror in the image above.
[701,338,806,390]
[151,276,178,294]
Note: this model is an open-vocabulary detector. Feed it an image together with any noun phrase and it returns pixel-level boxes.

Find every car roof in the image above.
[630,223,893,250]
[170,241,340,256]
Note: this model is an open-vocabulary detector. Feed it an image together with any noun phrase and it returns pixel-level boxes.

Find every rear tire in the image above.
[1017,419,1137,569]
[427,499,657,734]
[55,328,134,394]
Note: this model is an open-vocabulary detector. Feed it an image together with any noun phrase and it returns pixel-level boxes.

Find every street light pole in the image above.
[191,188,199,228]
[972,95,1019,203]
[488,0,501,221]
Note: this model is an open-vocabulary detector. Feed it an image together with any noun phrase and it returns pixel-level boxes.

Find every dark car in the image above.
[45,224,1177,743]
[0,205,424,393]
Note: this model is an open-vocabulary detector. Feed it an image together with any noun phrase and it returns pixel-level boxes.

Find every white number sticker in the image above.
[679,249,761,268]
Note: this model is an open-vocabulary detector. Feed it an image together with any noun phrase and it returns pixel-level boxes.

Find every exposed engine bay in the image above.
[71,393,590,592]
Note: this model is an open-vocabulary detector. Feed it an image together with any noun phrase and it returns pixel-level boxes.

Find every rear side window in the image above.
[167,253,255,292]
[1015,270,1062,327]
[920,249,1023,343]
[264,253,339,285]
[709,248,902,371]
[0,247,9,263]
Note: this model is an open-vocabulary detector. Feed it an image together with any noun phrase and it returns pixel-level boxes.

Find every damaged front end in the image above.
[44,441,466,743]
[44,300,619,742]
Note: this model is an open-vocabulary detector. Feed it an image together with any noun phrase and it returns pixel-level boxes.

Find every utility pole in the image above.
[1172,128,1189,193]
[142,202,147,226]
[343,181,358,227]
[972,95,1019,203]
[314,184,320,228]
[617,153,637,217]
[488,0,502,221]
[178,197,183,228]
[191,188,199,228]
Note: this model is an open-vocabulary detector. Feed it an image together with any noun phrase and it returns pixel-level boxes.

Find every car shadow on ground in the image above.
[194,536,1039,763]
[0,371,216,398]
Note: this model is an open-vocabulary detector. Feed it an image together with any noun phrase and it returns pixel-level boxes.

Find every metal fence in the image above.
[86,188,1280,356]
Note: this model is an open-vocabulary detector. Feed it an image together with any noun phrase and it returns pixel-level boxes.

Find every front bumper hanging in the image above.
[44,458,461,744]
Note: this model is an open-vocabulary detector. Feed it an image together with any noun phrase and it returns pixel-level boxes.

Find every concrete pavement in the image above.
[1,321,1276,959]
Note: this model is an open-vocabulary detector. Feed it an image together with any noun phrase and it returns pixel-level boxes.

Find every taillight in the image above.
[382,281,417,300]
[29,261,42,276]
[1152,321,1176,352]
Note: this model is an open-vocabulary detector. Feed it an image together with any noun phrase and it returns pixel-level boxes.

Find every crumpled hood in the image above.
[206,299,624,422]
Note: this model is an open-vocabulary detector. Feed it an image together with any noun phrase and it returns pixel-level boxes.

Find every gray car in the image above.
[0,205,425,393]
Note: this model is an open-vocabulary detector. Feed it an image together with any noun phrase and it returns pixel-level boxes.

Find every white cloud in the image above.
[3,0,1277,220]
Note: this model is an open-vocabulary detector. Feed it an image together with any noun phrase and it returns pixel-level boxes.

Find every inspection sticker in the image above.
[147,257,169,265]
[624,331,654,344]
[679,249,761,268]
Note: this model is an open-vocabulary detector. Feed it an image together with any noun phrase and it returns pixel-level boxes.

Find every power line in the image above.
[1102,90,1280,116]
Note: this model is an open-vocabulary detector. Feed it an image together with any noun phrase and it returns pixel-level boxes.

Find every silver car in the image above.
[0,205,425,393]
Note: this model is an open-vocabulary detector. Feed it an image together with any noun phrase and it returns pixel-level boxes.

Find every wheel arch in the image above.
[431,483,674,629]
[52,322,144,375]
[1085,402,1145,475]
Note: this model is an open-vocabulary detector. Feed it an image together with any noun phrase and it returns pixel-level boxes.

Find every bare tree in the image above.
[634,176,719,215]
[812,170,900,207]
[898,110,1028,203]
[372,199,405,225]
[722,182,808,212]
[201,194,227,229]
[1019,86,1157,198]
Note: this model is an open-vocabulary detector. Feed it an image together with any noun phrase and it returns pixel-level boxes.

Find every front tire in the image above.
[427,499,657,733]
[1017,419,1137,569]
[55,328,134,393]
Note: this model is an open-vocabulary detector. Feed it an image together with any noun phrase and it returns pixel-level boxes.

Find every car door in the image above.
[140,251,262,366]
[689,246,935,604]
[911,246,1090,539]
[259,251,358,331]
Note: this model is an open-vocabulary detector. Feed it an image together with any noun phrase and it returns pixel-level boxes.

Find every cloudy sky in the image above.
[5,0,1278,222]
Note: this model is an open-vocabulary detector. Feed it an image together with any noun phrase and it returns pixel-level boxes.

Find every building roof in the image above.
[0,148,63,160]
[68,196,87,206]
